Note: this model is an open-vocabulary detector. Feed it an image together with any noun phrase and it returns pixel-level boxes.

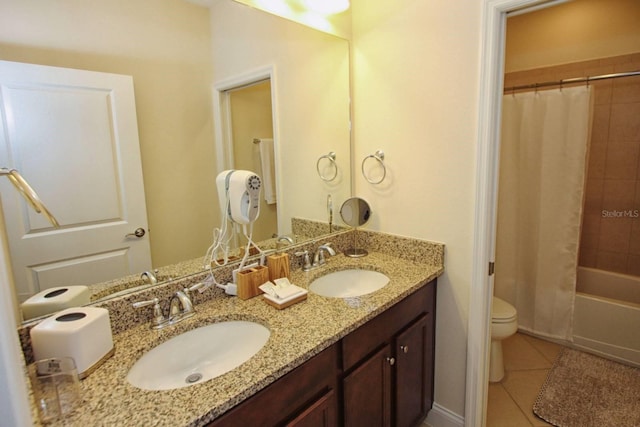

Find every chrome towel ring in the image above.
[361,150,386,184]
[317,151,338,182]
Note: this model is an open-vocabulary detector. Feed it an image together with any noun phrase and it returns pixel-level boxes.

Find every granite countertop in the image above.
[47,251,443,426]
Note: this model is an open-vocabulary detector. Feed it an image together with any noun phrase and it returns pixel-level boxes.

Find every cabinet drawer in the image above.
[342,281,435,371]
[207,343,339,427]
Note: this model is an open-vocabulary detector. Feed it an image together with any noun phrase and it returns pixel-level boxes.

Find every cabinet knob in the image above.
[386,357,395,366]
[401,345,409,354]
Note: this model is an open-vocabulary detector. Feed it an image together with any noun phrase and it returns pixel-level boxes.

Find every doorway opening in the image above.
[213,66,280,250]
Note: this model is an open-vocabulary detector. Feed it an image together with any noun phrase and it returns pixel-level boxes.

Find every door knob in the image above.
[125,228,146,238]
[386,357,395,366]
[401,345,409,354]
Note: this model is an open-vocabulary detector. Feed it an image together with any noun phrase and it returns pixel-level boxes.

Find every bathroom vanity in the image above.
[209,281,435,427]
[20,231,444,427]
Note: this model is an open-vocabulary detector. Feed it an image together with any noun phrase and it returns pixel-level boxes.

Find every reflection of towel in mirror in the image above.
[258,138,277,204]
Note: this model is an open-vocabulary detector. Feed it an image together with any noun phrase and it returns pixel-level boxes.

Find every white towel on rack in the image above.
[258,138,277,204]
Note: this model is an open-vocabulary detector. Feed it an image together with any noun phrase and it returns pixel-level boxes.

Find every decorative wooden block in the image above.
[237,265,269,300]
[267,253,290,281]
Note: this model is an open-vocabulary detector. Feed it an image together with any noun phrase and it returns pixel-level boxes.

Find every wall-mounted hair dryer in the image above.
[216,170,262,225]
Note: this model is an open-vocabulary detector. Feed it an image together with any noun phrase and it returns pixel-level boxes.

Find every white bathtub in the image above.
[573,267,640,367]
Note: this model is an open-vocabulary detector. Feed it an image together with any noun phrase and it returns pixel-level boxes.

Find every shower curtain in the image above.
[495,86,593,341]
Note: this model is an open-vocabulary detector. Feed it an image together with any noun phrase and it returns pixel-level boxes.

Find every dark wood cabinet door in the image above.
[207,344,339,427]
[342,285,432,371]
[395,314,433,427]
[343,345,393,427]
[286,390,337,427]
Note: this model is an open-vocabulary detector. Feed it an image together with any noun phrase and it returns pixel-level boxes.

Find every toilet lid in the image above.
[492,297,517,322]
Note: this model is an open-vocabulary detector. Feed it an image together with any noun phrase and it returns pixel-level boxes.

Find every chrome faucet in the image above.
[313,243,336,267]
[133,282,204,329]
[140,269,158,285]
[296,244,336,272]
[277,235,294,246]
[169,290,195,321]
[275,235,294,254]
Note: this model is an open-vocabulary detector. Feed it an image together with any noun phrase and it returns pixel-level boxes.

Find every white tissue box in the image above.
[21,286,90,320]
[30,307,114,378]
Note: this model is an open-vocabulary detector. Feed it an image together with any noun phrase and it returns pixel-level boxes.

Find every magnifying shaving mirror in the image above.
[339,197,371,257]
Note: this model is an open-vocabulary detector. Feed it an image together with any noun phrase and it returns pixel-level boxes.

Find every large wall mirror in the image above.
[0,0,351,324]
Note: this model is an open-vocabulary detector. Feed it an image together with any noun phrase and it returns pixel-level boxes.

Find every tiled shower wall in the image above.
[504,53,640,277]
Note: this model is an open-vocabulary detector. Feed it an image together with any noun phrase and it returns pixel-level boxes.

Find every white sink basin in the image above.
[310,269,390,298]
[127,321,270,391]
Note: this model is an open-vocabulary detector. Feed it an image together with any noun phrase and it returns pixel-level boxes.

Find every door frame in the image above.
[466,1,565,426]
[212,65,278,172]
[212,65,282,233]
[0,215,32,426]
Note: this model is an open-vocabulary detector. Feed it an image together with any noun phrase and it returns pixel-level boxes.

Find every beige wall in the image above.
[335,0,640,418]
[210,0,351,235]
[351,0,482,418]
[506,0,640,72]
[0,0,217,268]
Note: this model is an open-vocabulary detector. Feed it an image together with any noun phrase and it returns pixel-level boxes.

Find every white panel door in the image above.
[0,60,151,302]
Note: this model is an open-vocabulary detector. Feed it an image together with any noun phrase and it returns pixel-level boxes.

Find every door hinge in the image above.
[488,262,495,276]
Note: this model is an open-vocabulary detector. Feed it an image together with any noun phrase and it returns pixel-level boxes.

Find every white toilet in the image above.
[490,296,518,382]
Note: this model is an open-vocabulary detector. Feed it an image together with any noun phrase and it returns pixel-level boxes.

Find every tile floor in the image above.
[486,332,565,427]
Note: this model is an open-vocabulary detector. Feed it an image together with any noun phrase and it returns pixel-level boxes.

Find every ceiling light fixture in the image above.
[301,0,349,15]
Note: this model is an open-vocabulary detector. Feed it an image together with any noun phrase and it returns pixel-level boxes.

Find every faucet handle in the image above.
[132,297,167,329]
[186,281,207,294]
[295,250,311,271]
[319,242,335,251]
[132,297,157,308]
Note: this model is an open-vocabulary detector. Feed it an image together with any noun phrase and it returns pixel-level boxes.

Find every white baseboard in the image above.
[423,403,465,427]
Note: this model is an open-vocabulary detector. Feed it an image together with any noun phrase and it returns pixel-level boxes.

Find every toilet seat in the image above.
[492,297,517,323]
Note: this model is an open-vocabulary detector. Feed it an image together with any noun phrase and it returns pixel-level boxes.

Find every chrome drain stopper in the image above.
[185,373,203,384]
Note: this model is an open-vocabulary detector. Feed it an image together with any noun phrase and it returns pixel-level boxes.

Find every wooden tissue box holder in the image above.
[264,292,307,310]
[236,265,269,300]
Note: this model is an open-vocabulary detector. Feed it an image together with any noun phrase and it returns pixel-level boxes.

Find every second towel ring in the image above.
[362,150,386,184]
[317,152,338,182]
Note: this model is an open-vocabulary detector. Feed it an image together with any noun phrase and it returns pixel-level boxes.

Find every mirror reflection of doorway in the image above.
[228,79,278,243]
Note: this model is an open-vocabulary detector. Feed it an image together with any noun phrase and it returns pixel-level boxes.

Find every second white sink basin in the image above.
[127,320,270,391]
[310,269,390,298]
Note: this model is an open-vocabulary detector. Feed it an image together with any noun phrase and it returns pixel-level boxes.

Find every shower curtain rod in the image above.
[503,70,640,93]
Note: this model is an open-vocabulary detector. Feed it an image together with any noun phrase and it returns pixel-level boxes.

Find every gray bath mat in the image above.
[533,348,640,427]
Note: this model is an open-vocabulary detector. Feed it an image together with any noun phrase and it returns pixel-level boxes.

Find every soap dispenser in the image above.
[267,236,292,281]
